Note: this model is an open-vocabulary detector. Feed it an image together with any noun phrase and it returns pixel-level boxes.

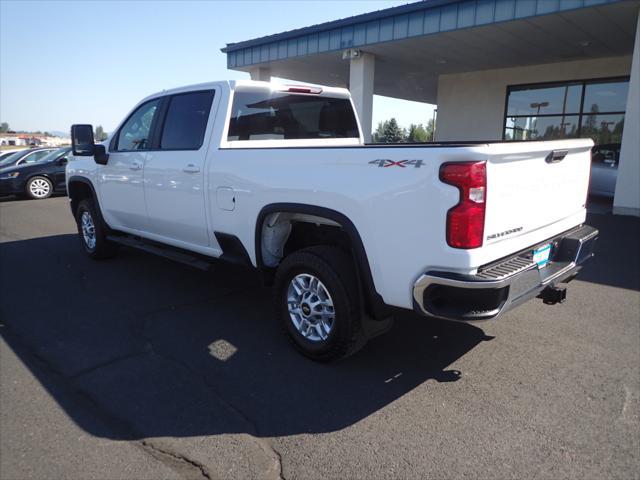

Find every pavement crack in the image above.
[140,440,212,480]
[140,306,285,480]
[271,444,286,480]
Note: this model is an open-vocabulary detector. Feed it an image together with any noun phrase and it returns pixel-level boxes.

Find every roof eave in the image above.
[220,0,458,53]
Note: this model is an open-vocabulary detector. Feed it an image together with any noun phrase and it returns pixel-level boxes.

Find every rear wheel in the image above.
[274,246,366,362]
[26,176,53,199]
[75,198,117,259]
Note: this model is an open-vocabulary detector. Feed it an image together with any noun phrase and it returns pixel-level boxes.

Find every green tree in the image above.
[425,118,435,141]
[406,123,429,143]
[95,125,107,141]
[373,118,405,143]
[0,122,8,133]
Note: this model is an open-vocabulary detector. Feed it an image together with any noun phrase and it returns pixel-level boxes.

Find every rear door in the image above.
[143,89,217,248]
[482,139,593,246]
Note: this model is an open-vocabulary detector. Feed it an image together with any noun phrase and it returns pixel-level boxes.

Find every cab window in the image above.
[116,99,161,151]
[227,87,359,141]
[160,90,214,150]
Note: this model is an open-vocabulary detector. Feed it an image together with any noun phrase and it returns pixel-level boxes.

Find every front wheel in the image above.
[26,176,53,199]
[75,199,117,259]
[273,246,366,362]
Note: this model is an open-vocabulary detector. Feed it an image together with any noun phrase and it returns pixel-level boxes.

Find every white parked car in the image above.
[67,80,598,361]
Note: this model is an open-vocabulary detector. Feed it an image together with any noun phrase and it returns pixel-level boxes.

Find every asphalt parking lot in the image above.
[0,196,638,480]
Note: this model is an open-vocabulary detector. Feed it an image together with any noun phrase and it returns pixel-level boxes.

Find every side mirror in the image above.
[57,157,68,166]
[71,124,95,156]
[71,124,109,165]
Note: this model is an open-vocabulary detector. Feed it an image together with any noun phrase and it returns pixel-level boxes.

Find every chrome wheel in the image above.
[29,178,51,198]
[81,211,96,250]
[287,273,335,342]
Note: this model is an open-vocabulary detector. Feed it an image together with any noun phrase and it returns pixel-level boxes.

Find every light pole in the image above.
[600,120,615,144]
[530,101,550,116]
[431,108,437,142]
[529,101,549,138]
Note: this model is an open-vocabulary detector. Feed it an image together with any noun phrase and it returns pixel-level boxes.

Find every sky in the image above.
[0,0,435,135]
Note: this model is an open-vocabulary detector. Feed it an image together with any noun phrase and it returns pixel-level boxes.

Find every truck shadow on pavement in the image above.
[1,233,493,440]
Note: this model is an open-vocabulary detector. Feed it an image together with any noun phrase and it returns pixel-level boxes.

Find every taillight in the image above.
[439,161,487,249]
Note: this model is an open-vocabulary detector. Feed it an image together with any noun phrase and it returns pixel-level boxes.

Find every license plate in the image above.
[533,244,552,268]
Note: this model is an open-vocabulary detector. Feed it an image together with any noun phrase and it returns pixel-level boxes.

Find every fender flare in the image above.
[67,176,109,227]
[255,203,388,320]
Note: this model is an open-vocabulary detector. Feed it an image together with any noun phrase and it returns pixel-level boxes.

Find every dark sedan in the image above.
[0,147,70,199]
[0,147,58,169]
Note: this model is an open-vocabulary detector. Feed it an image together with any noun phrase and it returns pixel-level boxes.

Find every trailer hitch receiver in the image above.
[538,286,567,305]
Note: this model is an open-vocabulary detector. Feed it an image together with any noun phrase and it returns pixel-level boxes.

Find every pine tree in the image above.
[380,118,405,143]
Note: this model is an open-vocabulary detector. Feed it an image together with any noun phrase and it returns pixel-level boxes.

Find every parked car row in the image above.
[0,142,619,201]
[0,147,70,199]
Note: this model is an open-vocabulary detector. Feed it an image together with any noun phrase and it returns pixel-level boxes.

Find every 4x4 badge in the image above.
[369,159,424,168]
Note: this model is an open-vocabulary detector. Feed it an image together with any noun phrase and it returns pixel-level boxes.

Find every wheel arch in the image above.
[67,176,108,226]
[255,203,388,320]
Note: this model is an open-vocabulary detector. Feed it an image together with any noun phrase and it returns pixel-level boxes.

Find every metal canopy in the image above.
[223,0,638,103]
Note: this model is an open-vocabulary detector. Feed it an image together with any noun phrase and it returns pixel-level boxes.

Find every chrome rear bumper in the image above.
[412,224,598,321]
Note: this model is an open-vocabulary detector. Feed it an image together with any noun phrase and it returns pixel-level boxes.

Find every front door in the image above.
[98,98,161,231]
[143,90,216,248]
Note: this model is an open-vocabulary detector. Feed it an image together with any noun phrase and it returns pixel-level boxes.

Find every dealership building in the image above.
[223,0,640,215]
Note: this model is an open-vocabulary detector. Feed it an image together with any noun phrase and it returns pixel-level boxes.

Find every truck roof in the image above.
[139,79,351,104]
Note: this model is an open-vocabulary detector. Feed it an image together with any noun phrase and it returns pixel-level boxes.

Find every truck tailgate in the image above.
[483,139,593,247]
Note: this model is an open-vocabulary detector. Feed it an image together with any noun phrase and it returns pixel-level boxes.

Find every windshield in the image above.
[0,150,28,167]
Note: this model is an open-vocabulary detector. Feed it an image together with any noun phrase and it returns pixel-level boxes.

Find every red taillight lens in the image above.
[439,161,487,249]
[279,85,323,94]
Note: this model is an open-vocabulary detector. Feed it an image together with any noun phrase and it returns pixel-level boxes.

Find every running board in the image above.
[106,235,214,271]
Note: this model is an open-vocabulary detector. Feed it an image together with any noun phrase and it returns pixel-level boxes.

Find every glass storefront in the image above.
[504,78,629,146]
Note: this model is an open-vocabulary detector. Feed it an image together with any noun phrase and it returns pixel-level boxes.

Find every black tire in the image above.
[25,176,53,200]
[75,198,117,259]
[274,245,366,362]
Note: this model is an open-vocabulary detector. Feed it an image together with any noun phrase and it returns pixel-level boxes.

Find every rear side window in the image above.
[227,88,359,141]
[160,90,215,150]
[21,150,53,164]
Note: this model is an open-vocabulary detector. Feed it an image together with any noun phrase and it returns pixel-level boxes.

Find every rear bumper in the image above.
[412,224,598,321]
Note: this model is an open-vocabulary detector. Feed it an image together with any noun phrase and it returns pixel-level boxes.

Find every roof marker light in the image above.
[280,85,323,94]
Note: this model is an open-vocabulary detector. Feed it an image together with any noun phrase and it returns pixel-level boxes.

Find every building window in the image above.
[504,78,629,145]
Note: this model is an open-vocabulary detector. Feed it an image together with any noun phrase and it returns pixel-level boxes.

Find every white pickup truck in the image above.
[68,80,598,361]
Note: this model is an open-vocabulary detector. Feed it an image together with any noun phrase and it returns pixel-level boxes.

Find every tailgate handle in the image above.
[546,150,568,163]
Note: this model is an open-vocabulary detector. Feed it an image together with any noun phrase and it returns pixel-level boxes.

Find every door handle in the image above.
[183,164,200,173]
[130,161,142,171]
